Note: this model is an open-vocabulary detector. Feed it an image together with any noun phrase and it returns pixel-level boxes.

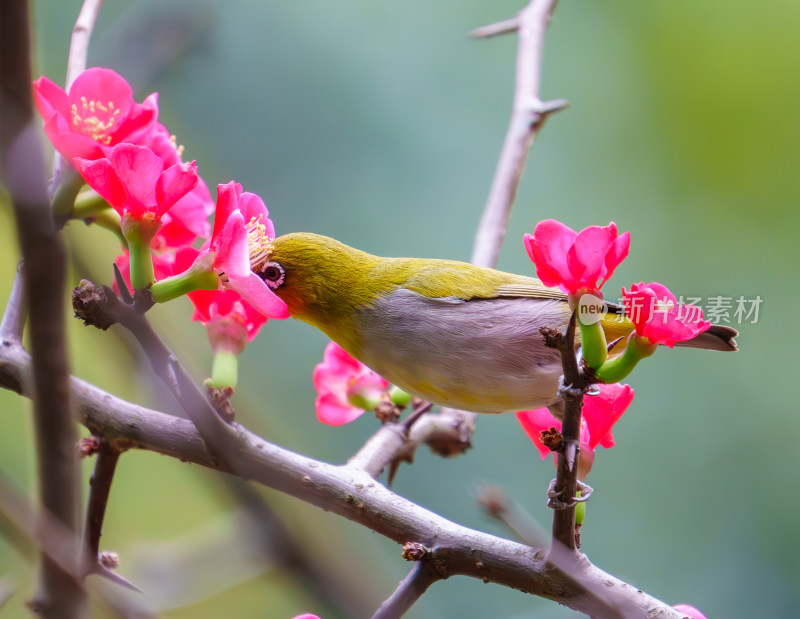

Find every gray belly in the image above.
[353,289,570,413]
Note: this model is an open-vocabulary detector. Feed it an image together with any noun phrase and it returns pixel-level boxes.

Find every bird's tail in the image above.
[602,302,739,352]
[674,324,739,352]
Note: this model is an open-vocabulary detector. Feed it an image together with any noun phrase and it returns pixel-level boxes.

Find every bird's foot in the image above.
[546,479,594,510]
[557,376,597,401]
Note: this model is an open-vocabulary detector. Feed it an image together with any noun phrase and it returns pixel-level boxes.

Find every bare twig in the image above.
[0,1,85,615]
[0,469,155,618]
[0,265,26,345]
[542,312,586,553]
[471,0,564,269]
[82,442,121,574]
[66,0,106,89]
[347,423,409,478]
[475,484,548,547]
[469,16,520,39]
[51,0,105,194]
[371,561,440,619]
[0,345,686,618]
[92,287,242,469]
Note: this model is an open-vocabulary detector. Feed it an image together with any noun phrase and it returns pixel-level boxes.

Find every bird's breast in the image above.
[351,288,571,413]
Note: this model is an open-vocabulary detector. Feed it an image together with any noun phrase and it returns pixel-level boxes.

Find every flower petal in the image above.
[155,160,198,216]
[582,383,634,450]
[316,393,365,425]
[225,271,289,320]
[73,156,127,211]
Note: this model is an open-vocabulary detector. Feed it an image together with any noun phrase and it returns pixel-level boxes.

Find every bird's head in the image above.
[254,232,392,338]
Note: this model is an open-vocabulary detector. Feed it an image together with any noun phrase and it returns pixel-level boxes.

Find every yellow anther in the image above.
[246,215,274,273]
[69,98,122,143]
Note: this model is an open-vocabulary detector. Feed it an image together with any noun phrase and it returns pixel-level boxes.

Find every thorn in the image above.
[606,335,625,352]
[469,16,519,39]
[93,564,143,593]
[565,441,577,473]
[112,263,133,305]
[537,98,570,116]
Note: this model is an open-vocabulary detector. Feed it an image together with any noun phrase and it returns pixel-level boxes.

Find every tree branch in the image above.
[0,468,155,618]
[0,343,686,618]
[371,561,441,619]
[471,0,565,269]
[0,265,25,345]
[543,312,587,553]
[0,1,85,615]
[81,442,121,575]
[469,17,520,40]
[51,0,105,194]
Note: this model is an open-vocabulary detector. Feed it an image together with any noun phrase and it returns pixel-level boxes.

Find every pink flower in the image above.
[136,122,215,244]
[174,246,268,350]
[74,143,198,235]
[623,282,710,348]
[158,178,214,246]
[313,341,390,425]
[524,220,630,297]
[516,383,634,478]
[188,181,288,319]
[291,615,321,619]
[33,68,158,161]
[673,604,707,619]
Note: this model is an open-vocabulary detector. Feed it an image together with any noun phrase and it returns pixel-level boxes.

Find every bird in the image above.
[258,232,738,415]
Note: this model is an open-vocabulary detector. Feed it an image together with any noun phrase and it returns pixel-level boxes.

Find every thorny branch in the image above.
[1,1,84,615]
[0,340,686,619]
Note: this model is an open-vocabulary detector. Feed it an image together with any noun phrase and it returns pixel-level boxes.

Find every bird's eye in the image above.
[260,262,285,289]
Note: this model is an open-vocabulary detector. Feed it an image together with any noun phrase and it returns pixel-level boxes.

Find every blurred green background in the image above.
[1,0,798,617]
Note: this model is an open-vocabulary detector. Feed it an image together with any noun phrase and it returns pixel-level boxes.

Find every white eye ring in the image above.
[261,262,285,289]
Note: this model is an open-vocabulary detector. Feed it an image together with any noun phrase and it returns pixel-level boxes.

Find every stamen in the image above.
[70,97,122,144]
[246,215,274,273]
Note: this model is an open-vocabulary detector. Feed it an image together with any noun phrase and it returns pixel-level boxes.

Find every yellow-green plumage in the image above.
[266,232,735,414]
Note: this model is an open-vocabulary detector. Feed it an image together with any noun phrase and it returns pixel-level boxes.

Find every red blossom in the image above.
[135,121,215,243]
[313,341,390,425]
[623,282,711,348]
[33,67,158,161]
[176,245,268,349]
[74,143,198,228]
[516,383,634,478]
[524,220,630,297]
[188,181,288,320]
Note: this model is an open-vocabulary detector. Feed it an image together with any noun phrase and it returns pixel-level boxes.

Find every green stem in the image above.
[51,168,85,223]
[594,334,657,384]
[90,209,126,247]
[124,227,155,291]
[150,269,218,303]
[210,350,238,388]
[72,189,111,219]
[578,320,607,370]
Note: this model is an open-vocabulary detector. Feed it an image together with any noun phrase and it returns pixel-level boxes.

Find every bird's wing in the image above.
[397,259,570,303]
[493,282,567,301]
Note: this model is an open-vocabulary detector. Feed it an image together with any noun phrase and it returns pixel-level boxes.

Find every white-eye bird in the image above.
[258,233,737,415]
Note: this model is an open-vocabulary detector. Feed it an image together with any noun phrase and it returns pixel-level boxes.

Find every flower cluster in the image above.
[313,341,390,425]
[515,219,713,474]
[517,383,634,479]
[34,67,288,387]
[526,219,711,380]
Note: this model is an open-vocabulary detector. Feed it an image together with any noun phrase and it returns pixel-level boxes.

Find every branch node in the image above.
[401,542,431,562]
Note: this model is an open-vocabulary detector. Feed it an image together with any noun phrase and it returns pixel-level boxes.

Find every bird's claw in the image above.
[557,376,599,401]
[557,376,584,400]
[546,478,594,510]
